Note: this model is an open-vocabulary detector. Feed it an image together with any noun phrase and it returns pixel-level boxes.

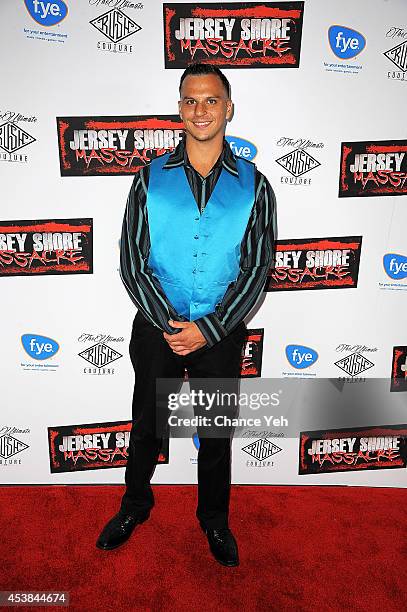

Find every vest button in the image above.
[193,254,197,257]
[194,217,199,221]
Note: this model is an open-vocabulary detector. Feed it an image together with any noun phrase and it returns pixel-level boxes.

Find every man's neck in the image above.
[185,136,224,178]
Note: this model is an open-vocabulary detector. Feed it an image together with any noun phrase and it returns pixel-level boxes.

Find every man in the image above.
[96,63,276,567]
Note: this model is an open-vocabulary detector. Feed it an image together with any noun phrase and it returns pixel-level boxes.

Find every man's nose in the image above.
[194,102,207,116]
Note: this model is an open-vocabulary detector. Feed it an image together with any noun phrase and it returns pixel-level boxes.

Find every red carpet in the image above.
[1,485,406,611]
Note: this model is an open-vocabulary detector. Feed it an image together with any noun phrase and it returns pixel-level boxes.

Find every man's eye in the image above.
[207,99,217,104]
[185,100,195,105]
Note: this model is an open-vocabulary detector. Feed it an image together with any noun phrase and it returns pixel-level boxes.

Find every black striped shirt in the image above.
[120,139,277,347]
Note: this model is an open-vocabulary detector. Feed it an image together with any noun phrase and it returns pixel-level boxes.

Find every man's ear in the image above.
[226,100,234,121]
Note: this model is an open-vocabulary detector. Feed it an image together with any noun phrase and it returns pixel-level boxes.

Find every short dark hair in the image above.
[179,63,231,98]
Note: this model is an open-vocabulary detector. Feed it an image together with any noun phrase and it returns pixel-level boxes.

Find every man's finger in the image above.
[164,333,185,344]
[163,331,175,341]
[165,336,187,346]
[164,330,187,339]
[165,337,188,349]
[172,348,191,355]
[168,320,189,329]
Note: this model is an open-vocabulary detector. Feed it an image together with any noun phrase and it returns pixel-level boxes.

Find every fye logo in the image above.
[328,25,366,59]
[384,254,407,280]
[21,334,59,360]
[24,0,68,26]
[226,136,257,161]
[286,344,318,369]
[192,433,200,450]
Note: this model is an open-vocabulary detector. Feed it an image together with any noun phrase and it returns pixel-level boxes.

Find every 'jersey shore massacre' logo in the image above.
[339,140,407,197]
[0,218,93,277]
[57,116,184,176]
[299,425,407,474]
[265,236,362,291]
[391,346,407,392]
[48,420,169,473]
[240,328,264,377]
[163,2,304,69]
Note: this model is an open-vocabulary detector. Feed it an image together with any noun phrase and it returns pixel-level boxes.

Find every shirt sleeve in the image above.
[195,172,277,347]
[119,166,186,334]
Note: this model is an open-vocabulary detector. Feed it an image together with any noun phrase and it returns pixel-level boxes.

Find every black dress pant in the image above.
[120,311,246,528]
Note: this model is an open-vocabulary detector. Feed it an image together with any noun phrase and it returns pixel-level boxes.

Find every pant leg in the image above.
[120,312,184,517]
[186,322,247,529]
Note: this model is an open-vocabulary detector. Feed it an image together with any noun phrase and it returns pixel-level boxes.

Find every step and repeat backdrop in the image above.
[1,0,407,487]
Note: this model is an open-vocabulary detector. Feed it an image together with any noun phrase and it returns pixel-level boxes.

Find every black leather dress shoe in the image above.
[201,525,239,567]
[96,512,149,551]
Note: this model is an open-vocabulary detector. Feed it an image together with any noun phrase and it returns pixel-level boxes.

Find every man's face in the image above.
[178,74,232,143]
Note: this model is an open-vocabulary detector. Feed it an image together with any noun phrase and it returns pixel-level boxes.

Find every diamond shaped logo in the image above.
[384,41,407,72]
[78,343,123,368]
[90,9,142,43]
[242,438,282,461]
[0,122,36,154]
[0,434,29,459]
[276,148,320,177]
[334,352,374,377]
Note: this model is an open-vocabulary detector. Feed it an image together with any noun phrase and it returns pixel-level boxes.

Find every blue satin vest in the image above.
[146,153,255,321]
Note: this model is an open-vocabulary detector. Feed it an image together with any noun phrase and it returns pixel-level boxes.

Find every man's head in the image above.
[178,63,232,144]
[179,63,231,98]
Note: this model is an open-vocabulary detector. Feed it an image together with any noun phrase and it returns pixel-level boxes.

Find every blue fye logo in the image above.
[226,136,257,161]
[383,253,407,280]
[24,0,68,26]
[286,345,318,369]
[21,334,59,360]
[328,25,366,59]
[192,433,200,450]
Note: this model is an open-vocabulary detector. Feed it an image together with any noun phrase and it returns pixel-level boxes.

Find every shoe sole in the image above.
[215,558,239,567]
[96,538,132,551]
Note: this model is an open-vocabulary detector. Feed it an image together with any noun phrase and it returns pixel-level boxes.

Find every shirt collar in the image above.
[163,137,238,177]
